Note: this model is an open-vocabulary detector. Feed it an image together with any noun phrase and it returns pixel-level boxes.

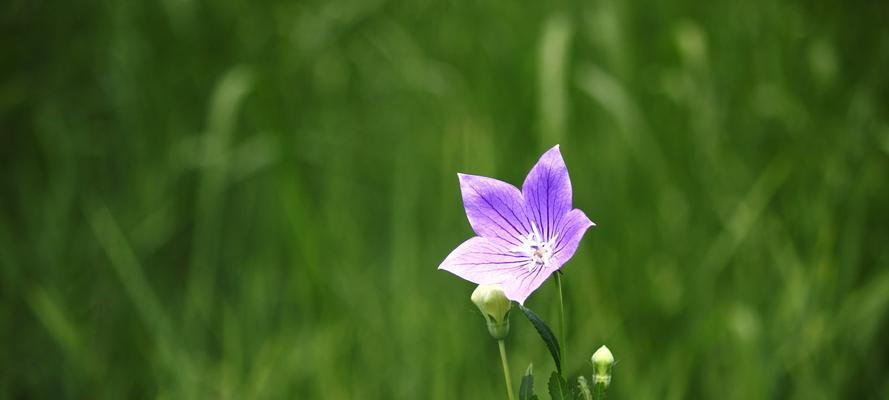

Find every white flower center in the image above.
[512,222,558,271]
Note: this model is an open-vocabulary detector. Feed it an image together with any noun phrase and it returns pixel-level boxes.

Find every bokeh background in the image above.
[3,0,889,398]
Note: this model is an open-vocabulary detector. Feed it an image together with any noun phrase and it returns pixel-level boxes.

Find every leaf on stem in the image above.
[547,371,571,400]
[519,304,562,374]
[519,363,538,400]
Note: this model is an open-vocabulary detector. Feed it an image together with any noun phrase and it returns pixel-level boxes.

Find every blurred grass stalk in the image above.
[538,13,572,147]
[186,66,254,328]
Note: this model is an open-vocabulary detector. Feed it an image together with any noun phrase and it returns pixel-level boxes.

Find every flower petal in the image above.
[499,265,556,305]
[522,145,573,242]
[459,173,533,246]
[551,209,595,266]
[439,236,532,284]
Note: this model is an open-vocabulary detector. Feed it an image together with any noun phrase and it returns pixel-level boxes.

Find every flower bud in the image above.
[591,345,614,387]
[471,284,512,339]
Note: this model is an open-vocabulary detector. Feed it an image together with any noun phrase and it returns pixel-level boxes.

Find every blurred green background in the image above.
[3,0,889,398]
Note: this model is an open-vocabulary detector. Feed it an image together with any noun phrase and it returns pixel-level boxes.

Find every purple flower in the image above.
[439,145,595,304]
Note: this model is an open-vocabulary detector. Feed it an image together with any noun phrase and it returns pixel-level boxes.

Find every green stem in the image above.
[592,381,607,400]
[554,272,566,364]
[498,340,516,400]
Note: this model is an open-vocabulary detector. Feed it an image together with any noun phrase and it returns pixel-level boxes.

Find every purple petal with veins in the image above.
[551,208,595,266]
[458,173,532,248]
[439,236,531,284]
[499,263,558,305]
[522,145,573,242]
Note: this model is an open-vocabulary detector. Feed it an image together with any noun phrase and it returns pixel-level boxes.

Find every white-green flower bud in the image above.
[471,284,512,339]
[591,345,614,388]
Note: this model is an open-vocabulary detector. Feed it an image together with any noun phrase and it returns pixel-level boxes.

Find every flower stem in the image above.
[593,380,607,400]
[498,339,516,400]
[554,272,566,364]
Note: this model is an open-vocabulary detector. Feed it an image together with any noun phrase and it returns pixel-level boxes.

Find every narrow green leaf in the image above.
[519,363,536,400]
[547,371,571,400]
[519,304,562,373]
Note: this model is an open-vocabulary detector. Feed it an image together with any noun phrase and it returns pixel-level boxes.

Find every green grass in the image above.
[2,0,889,398]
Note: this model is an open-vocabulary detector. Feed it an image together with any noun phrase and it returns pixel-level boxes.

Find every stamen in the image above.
[511,222,559,271]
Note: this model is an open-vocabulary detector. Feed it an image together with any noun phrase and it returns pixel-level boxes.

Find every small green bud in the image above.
[471,284,512,339]
[591,345,614,387]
